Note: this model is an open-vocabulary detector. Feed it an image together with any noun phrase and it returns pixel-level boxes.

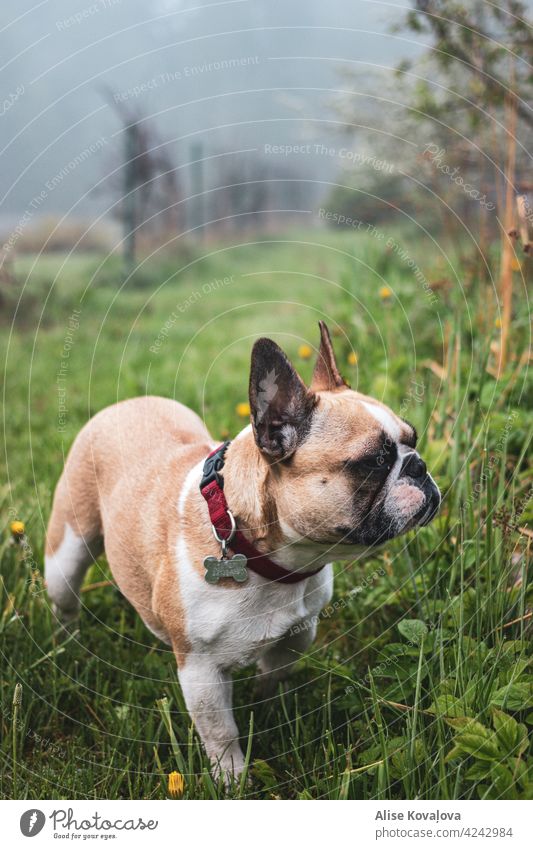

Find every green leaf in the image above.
[491,764,515,798]
[500,640,529,655]
[398,619,428,645]
[454,733,500,761]
[465,762,494,781]
[445,717,488,733]
[251,759,278,791]
[491,682,533,711]
[445,718,501,762]
[444,745,463,763]
[381,643,410,657]
[511,757,529,787]
[492,709,527,754]
[498,659,530,686]
[428,694,472,718]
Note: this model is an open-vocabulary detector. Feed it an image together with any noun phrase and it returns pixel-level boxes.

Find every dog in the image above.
[45,321,440,779]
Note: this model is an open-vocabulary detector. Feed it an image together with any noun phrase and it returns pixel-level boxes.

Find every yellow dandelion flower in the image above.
[298,344,313,360]
[347,351,358,366]
[235,402,251,418]
[168,771,184,798]
[494,317,502,329]
[10,521,25,538]
[379,286,393,300]
[510,257,521,272]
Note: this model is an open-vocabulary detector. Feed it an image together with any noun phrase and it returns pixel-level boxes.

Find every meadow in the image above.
[0,226,531,800]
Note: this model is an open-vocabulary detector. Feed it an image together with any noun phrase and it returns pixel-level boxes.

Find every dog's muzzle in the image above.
[402,452,441,528]
[344,451,441,547]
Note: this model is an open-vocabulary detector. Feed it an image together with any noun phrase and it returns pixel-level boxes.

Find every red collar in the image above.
[199,443,326,584]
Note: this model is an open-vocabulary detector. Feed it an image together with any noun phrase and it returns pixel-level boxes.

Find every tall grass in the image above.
[0,229,531,799]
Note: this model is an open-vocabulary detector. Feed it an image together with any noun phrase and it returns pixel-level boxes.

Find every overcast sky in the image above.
[0,0,445,222]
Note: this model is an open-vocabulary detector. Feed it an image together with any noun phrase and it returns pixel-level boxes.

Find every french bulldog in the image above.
[45,321,440,779]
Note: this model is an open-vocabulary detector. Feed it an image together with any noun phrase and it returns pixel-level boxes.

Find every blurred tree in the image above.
[328,1,532,243]
[210,151,306,235]
[398,1,533,131]
[399,1,532,370]
[98,88,183,269]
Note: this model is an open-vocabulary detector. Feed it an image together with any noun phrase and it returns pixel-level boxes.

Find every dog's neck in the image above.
[222,426,278,548]
[221,427,358,571]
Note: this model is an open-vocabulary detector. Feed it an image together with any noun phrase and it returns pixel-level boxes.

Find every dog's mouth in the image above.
[419,477,442,525]
[418,493,440,526]
[334,478,441,547]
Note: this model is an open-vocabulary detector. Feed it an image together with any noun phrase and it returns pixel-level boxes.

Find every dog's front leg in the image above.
[177,655,244,781]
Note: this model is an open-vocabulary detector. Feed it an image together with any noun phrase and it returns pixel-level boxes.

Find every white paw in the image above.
[211,747,245,787]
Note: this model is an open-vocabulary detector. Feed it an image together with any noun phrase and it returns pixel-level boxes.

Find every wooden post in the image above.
[190,142,205,241]
[516,194,531,254]
[123,122,138,273]
[497,92,517,376]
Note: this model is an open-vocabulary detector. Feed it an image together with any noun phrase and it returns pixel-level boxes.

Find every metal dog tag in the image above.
[203,553,248,584]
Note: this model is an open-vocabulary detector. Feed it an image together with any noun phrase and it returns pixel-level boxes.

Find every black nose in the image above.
[401,452,427,479]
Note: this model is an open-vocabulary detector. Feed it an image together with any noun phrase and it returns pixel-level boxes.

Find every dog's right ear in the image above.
[311,320,348,392]
[249,338,316,460]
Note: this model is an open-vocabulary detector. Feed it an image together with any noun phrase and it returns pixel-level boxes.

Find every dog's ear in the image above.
[249,338,316,460]
[310,320,348,392]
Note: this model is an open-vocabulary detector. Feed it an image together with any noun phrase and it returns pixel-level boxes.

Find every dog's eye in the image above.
[344,451,395,475]
[360,454,393,473]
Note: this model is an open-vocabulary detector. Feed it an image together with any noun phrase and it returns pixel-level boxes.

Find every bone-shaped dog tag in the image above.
[203,553,248,584]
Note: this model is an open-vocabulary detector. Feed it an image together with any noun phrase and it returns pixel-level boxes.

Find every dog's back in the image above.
[45,396,211,629]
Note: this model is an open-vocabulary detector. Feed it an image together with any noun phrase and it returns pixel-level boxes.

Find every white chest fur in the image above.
[176,533,333,667]
[175,458,334,668]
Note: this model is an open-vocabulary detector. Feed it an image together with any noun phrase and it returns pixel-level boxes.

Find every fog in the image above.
[0,0,422,226]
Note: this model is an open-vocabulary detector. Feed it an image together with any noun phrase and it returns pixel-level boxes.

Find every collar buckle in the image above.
[200,441,230,490]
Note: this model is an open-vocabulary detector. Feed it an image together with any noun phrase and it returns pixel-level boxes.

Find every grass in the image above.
[0,227,531,800]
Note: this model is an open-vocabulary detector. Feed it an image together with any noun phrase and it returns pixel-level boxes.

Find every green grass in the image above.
[1,228,531,800]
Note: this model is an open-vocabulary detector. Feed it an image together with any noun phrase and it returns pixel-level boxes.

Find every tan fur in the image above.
[311,321,348,391]
[46,397,212,662]
[46,383,416,652]
[257,389,409,542]
[46,396,291,661]
[45,331,439,781]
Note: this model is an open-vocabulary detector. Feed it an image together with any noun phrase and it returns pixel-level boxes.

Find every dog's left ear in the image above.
[249,338,316,460]
[310,320,348,391]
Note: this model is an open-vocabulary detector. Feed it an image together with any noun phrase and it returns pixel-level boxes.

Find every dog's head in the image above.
[248,322,440,550]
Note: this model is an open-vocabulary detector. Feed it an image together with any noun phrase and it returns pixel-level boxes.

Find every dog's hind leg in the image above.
[255,625,317,699]
[45,524,102,623]
[45,458,103,623]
